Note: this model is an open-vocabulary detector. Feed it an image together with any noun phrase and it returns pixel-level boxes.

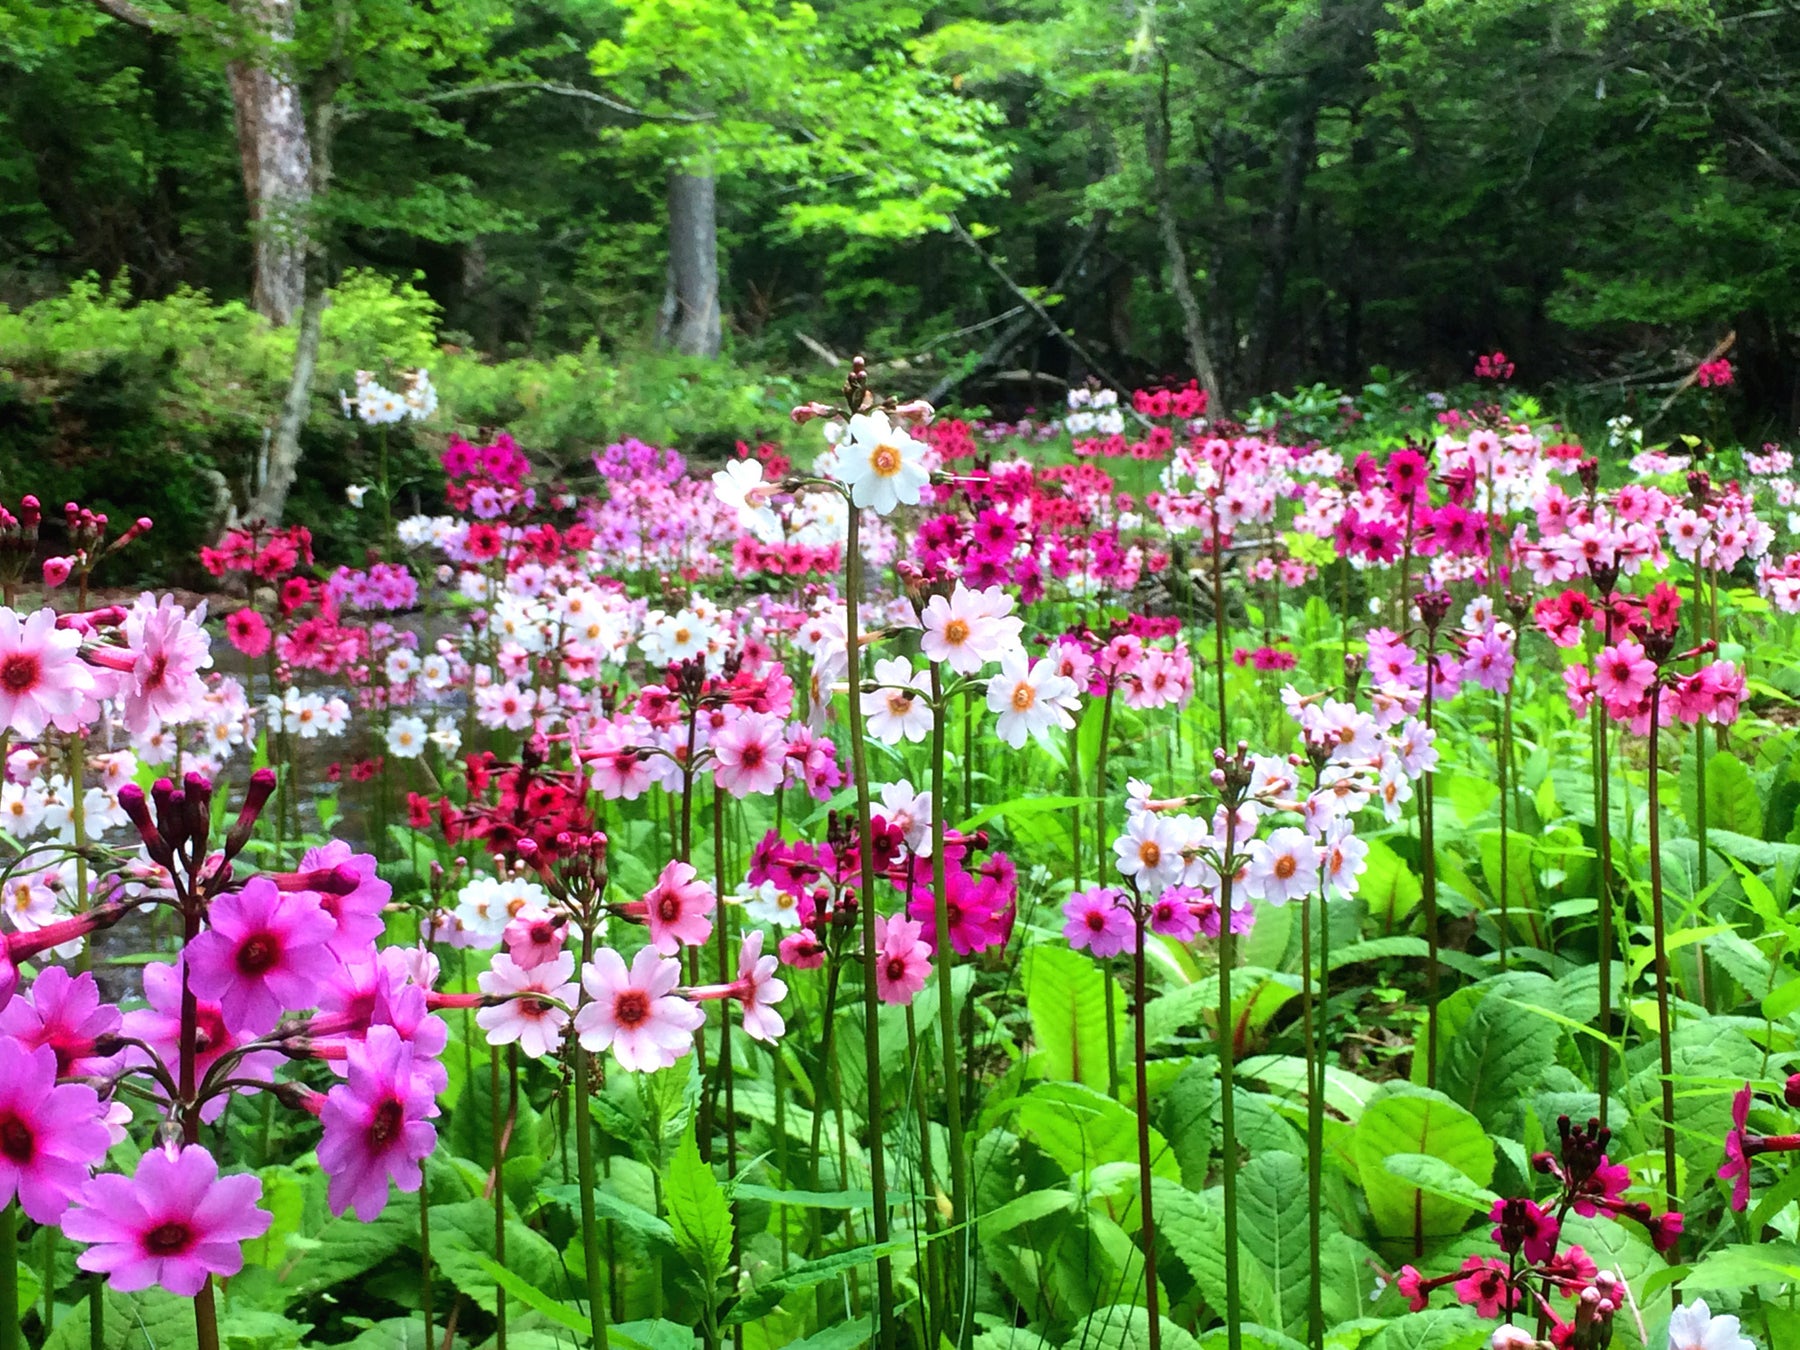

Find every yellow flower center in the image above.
[870,442,904,478]
[1139,841,1162,867]
[1274,855,1297,880]
[1010,683,1036,712]
[944,618,970,645]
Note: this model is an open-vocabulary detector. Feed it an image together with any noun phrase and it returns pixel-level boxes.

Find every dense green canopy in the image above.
[3,0,1797,420]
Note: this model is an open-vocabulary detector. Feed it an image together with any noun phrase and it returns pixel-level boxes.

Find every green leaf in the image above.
[1678,1240,1800,1294]
[275,1192,416,1305]
[1237,1151,1326,1336]
[1359,839,1422,928]
[427,1199,563,1318]
[1023,943,1122,1090]
[664,1122,734,1287]
[1014,1080,1179,1181]
[1352,1087,1494,1245]
[1066,1305,1204,1350]
[474,1256,588,1334]
[1380,1154,1500,1213]
[723,1240,908,1325]
[1682,750,1762,836]
[1438,990,1558,1131]
[1156,1181,1281,1327]
[1368,1307,1486,1350]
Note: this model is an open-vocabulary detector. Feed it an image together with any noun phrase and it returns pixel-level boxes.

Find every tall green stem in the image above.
[1301,889,1322,1350]
[1217,815,1242,1350]
[573,1047,612,1350]
[1131,905,1161,1350]
[928,668,969,1344]
[1646,685,1680,1241]
[1594,662,1615,1127]
[1421,641,1439,1089]
[0,1204,15,1350]
[841,507,896,1348]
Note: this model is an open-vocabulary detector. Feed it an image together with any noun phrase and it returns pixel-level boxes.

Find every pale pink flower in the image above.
[477,951,577,1059]
[502,905,567,969]
[920,583,1012,674]
[118,594,212,736]
[712,710,787,797]
[873,914,932,1004]
[575,946,704,1072]
[0,607,95,737]
[67,1143,270,1296]
[733,930,787,1042]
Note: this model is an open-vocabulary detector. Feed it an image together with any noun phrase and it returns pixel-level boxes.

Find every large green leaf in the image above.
[664,1123,734,1287]
[1155,1181,1282,1327]
[1068,1305,1204,1350]
[1682,748,1763,837]
[1359,838,1422,929]
[1368,1308,1487,1350]
[1437,990,1557,1131]
[1237,1150,1326,1336]
[1014,1080,1180,1181]
[1023,943,1123,1090]
[1351,1087,1494,1246]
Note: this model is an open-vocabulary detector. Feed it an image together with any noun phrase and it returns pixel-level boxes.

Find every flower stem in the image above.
[573,1046,612,1350]
[1646,684,1680,1247]
[1301,888,1323,1350]
[491,1045,507,1350]
[1218,816,1241,1350]
[841,507,896,1350]
[1132,905,1162,1350]
[928,668,969,1343]
[419,1180,433,1350]
[1421,640,1440,1089]
[1594,683,1614,1128]
[0,1204,16,1350]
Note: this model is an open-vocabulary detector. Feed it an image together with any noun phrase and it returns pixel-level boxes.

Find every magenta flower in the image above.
[185,877,340,1035]
[636,861,715,955]
[223,609,271,659]
[0,606,96,738]
[1062,888,1133,957]
[318,1026,439,1220]
[0,966,121,1078]
[66,1143,270,1295]
[1490,1196,1559,1264]
[574,946,703,1073]
[1459,626,1515,693]
[296,841,390,957]
[1452,1255,1517,1319]
[1720,1083,1753,1212]
[1148,890,1203,941]
[0,1038,110,1224]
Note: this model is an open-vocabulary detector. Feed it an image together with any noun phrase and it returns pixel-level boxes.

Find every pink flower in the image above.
[186,876,340,1034]
[732,931,788,1041]
[0,1038,110,1223]
[0,607,95,737]
[477,951,577,1059]
[224,609,272,659]
[66,1143,270,1295]
[317,1025,439,1220]
[1062,888,1133,957]
[1453,1256,1517,1319]
[1460,626,1514,693]
[1594,639,1655,706]
[713,710,788,798]
[502,905,566,969]
[638,861,715,954]
[907,862,1010,956]
[1720,1083,1753,1212]
[1148,890,1202,941]
[117,594,212,737]
[873,915,932,1005]
[574,946,704,1072]
[0,966,120,1078]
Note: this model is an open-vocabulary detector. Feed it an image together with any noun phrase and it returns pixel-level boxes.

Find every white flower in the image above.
[429,716,462,756]
[862,656,932,745]
[739,880,802,929]
[986,652,1078,749]
[1245,827,1319,906]
[877,780,933,856]
[346,484,370,508]
[386,715,428,759]
[1113,813,1184,894]
[1667,1301,1755,1350]
[712,459,784,544]
[837,410,929,515]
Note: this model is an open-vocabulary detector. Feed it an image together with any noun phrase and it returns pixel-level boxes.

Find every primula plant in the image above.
[2,349,1800,1350]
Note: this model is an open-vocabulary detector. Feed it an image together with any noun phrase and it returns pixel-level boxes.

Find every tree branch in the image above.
[84,0,165,30]
[393,80,716,125]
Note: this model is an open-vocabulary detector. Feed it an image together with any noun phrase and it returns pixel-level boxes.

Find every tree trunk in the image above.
[1147,57,1221,405]
[227,0,312,325]
[660,168,722,357]
[1248,97,1319,392]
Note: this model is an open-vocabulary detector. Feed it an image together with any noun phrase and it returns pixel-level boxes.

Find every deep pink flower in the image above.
[0,1038,110,1223]
[1452,1255,1518,1319]
[873,915,932,1005]
[713,710,788,798]
[66,1143,271,1295]
[224,609,272,659]
[186,876,340,1034]
[1720,1083,1753,1212]
[317,1025,439,1220]
[1490,1196,1559,1264]
[1594,639,1654,706]
[296,841,390,958]
[121,961,280,1122]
